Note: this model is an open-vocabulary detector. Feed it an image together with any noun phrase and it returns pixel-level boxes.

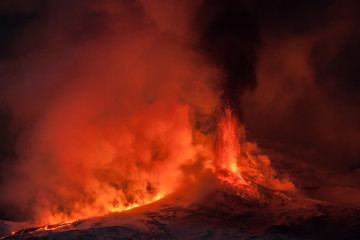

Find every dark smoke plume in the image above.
[195,0,260,119]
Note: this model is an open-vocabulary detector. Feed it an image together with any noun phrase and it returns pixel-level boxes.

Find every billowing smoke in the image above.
[0,0,222,223]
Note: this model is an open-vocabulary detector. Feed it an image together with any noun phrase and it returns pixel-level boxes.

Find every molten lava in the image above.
[215,107,248,185]
[214,106,295,194]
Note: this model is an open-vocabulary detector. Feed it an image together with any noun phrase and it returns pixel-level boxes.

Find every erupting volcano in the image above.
[2,105,302,239]
[1,0,360,239]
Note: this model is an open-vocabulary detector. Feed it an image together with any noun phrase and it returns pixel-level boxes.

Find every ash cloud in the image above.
[194,0,260,119]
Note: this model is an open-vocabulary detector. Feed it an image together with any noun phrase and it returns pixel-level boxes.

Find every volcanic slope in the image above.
[1,181,359,240]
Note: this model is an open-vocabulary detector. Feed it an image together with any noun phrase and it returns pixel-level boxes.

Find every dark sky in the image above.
[0,0,360,221]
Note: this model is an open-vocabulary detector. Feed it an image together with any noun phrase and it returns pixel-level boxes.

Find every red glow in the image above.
[215,106,294,195]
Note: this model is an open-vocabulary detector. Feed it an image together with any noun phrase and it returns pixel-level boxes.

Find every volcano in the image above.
[1,0,360,239]
[1,107,359,239]
[1,183,360,239]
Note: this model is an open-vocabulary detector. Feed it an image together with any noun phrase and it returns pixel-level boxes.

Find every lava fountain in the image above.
[214,106,295,196]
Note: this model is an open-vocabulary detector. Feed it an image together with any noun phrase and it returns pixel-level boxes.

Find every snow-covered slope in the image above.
[1,187,359,239]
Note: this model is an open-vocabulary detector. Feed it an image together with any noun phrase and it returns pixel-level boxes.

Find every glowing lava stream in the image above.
[107,194,164,213]
[9,194,165,236]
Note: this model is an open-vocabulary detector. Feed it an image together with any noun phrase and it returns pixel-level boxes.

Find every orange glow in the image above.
[215,107,248,185]
[0,2,293,228]
[214,106,295,195]
[40,191,166,225]
[29,105,294,227]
